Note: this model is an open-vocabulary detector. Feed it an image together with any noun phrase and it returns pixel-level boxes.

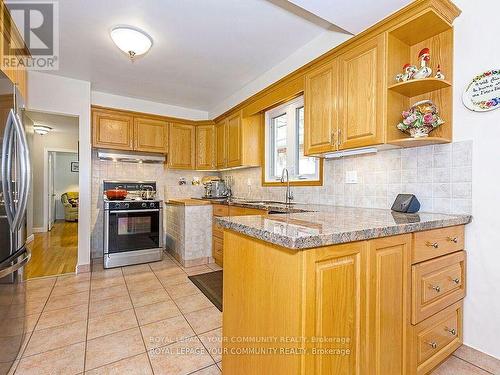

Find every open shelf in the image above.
[388,78,451,97]
[388,136,450,148]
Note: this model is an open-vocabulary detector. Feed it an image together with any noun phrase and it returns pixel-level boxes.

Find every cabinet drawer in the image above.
[412,251,466,324]
[213,221,223,239]
[412,226,464,264]
[213,204,229,217]
[213,237,223,258]
[229,206,267,216]
[411,301,463,375]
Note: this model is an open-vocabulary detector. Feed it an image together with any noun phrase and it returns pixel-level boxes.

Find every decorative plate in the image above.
[462,69,500,112]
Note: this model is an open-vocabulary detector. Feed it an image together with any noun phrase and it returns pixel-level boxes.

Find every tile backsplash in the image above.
[90,152,215,258]
[222,140,472,215]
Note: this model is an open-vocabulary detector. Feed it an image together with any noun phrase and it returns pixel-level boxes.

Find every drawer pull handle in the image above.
[427,341,438,349]
[445,327,457,336]
[426,241,439,248]
[430,284,441,293]
[452,278,460,284]
[447,236,459,243]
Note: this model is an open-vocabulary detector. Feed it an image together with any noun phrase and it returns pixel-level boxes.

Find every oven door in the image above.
[106,209,161,254]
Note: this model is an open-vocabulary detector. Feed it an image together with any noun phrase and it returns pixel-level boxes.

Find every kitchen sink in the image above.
[237,200,296,206]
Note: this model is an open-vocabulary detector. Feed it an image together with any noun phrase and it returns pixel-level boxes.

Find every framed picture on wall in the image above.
[71,162,79,173]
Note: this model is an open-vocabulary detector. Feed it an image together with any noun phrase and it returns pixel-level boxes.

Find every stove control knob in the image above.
[114,203,121,209]
[124,203,130,209]
[142,203,147,208]
[150,203,155,208]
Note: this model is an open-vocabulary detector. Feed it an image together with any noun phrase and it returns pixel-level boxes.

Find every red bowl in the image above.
[105,189,128,200]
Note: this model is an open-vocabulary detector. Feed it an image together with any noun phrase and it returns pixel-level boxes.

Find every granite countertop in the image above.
[166,198,212,206]
[192,197,322,213]
[215,206,472,250]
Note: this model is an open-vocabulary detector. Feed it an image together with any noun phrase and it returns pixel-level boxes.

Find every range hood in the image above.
[97,150,166,164]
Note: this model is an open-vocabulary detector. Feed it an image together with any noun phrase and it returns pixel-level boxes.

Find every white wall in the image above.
[27,71,92,271]
[91,91,209,120]
[31,131,78,228]
[54,152,79,220]
[209,29,351,118]
[452,0,500,359]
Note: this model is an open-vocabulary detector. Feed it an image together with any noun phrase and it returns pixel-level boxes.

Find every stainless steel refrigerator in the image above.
[0,70,31,374]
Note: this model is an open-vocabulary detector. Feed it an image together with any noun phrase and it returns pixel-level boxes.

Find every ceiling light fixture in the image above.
[110,25,153,60]
[33,124,52,135]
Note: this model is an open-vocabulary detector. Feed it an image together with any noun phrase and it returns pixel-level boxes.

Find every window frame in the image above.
[262,96,323,187]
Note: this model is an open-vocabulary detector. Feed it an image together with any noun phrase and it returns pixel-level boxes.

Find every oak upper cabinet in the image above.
[216,112,261,169]
[304,61,337,155]
[215,120,226,169]
[134,117,168,153]
[226,112,242,167]
[168,122,195,169]
[195,123,215,170]
[92,108,134,151]
[337,35,385,149]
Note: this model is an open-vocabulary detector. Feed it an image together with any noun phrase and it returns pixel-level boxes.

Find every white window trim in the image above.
[264,96,320,183]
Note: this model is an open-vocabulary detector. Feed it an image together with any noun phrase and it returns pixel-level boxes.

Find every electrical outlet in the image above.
[345,170,358,184]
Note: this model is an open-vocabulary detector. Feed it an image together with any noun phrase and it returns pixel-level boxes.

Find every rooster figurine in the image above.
[434,64,445,80]
[397,63,418,82]
[413,48,432,79]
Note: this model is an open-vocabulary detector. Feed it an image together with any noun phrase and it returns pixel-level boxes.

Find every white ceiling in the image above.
[287,0,413,34]
[24,0,412,112]
[41,0,337,111]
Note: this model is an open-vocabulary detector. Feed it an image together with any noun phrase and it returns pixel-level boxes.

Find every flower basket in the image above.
[397,100,444,138]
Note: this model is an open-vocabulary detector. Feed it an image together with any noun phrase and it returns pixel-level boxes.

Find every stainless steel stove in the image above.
[103,180,163,269]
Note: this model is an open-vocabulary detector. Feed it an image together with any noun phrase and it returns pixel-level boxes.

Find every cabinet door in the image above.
[304,61,337,155]
[368,235,411,375]
[226,113,241,167]
[304,242,367,374]
[168,122,195,169]
[92,109,134,150]
[215,120,226,169]
[195,124,215,170]
[134,117,168,153]
[338,35,385,149]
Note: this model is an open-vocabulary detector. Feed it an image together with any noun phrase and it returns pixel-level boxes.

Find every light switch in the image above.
[345,170,358,184]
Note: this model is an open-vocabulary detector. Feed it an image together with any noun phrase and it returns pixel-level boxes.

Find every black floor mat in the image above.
[188,270,223,311]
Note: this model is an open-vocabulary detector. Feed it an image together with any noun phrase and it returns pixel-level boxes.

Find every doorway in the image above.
[23,111,80,279]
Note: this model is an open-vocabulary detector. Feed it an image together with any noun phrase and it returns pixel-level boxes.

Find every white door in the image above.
[47,152,56,231]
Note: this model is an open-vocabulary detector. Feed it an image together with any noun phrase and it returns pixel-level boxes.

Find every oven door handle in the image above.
[109,209,160,214]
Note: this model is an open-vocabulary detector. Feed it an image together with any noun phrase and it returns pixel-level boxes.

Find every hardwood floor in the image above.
[25,220,78,279]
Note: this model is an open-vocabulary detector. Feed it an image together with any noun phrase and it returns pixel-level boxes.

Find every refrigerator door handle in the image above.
[11,111,30,231]
[0,246,30,279]
[1,109,15,228]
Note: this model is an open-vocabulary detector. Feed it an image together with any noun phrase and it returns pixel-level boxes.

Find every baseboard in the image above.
[76,263,91,274]
[165,247,210,267]
[26,234,34,244]
[32,227,46,233]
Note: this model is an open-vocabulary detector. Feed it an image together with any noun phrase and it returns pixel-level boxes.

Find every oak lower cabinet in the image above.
[211,204,266,267]
[195,123,215,170]
[134,117,168,153]
[215,111,261,169]
[168,122,195,169]
[92,108,134,151]
[222,226,466,375]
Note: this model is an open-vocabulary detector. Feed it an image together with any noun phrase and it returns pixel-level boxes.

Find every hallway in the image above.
[25,221,78,279]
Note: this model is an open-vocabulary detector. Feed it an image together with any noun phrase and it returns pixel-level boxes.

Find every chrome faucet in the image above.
[280,168,294,205]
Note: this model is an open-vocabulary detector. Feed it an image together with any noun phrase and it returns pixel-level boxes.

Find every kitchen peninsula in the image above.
[216,207,471,374]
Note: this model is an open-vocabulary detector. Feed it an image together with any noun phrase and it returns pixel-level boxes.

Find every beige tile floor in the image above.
[8,252,500,374]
